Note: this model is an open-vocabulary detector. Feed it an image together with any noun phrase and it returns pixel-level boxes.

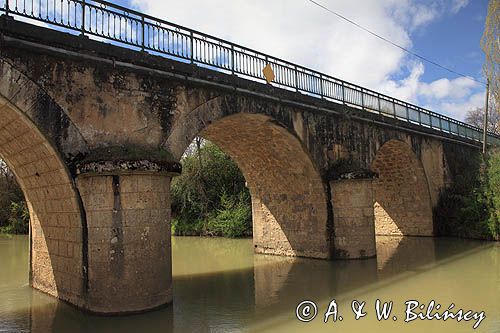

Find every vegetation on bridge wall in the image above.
[171,140,252,238]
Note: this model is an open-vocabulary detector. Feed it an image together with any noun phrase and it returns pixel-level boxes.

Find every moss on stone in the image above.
[79,145,176,165]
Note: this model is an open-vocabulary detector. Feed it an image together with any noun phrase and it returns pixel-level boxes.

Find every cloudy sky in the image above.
[117,0,489,120]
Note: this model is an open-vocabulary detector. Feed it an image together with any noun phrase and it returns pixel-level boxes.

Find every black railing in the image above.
[1,0,498,145]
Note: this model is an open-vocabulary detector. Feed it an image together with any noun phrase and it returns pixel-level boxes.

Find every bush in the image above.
[0,201,29,234]
[0,161,28,234]
[207,192,252,238]
[171,140,252,238]
[436,149,500,240]
[0,161,24,226]
[486,152,500,238]
[171,217,205,236]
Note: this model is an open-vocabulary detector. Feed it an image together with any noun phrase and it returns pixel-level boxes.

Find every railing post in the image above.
[4,0,9,16]
[392,98,397,118]
[360,88,365,110]
[189,31,194,63]
[377,94,381,114]
[141,16,145,51]
[230,45,235,75]
[418,109,422,126]
[341,82,346,104]
[438,117,443,132]
[81,0,86,36]
[294,65,299,92]
[319,74,324,99]
[264,55,269,83]
[405,104,409,122]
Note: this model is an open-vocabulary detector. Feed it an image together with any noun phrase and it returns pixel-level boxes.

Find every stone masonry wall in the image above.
[0,102,84,306]
[76,173,172,313]
[251,195,296,257]
[372,140,434,236]
[330,178,376,259]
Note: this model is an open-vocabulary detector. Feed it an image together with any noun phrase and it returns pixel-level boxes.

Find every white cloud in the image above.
[130,0,482,120]
[416,77,483,119]
[130,0,413,89]
[379,63,483,119]
[380,62,425,102]
[439,91,484,119]
[420,77,478,100]
[451,0,470,14]
[389,1,440,31]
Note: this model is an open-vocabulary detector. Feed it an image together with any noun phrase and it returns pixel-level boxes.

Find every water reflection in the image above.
[1,235,499,332]
[376,236,436,277]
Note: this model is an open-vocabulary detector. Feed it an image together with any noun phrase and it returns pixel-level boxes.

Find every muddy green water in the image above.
[0,235,499,332]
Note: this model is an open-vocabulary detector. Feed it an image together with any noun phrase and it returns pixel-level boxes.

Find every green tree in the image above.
[0,160,27,233]
[171,140,252,237]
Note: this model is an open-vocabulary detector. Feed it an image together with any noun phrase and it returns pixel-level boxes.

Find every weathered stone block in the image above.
[331,178,376,259]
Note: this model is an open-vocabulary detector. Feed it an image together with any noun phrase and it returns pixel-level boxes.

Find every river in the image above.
[0,235,499,332]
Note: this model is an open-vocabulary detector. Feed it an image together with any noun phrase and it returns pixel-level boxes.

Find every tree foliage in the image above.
[171,140,252,237]
[435,150,500,240]
[0,160,28,234]
[486,151,500,237]
[481,0,499,105]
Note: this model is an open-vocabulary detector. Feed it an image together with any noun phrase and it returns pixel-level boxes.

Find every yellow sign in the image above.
[263,63,275,83]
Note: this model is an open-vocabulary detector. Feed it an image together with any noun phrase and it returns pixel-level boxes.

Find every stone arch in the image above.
[0,58,87,307]
[166,96,330,259]
[371,139,433,236]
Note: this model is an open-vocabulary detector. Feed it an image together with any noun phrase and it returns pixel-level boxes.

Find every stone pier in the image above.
[76,161,176,314]
[331,177,377,259]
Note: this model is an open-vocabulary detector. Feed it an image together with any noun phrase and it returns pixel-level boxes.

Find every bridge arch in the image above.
[371,139,434,236]
[0,58,86,307]
[166,96,331,259]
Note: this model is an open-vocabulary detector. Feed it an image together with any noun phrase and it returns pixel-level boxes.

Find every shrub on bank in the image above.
[171,141,252,238]
[0,162,28,234]
[0,201,29,234]
[206,192,252,238]
[436,150,500,240]
[486,152,500,238]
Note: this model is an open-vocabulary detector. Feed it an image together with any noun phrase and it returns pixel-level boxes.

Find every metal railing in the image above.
[1,0,498,145]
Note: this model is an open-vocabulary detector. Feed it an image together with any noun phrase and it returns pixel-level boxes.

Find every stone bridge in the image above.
[0,17,482,314]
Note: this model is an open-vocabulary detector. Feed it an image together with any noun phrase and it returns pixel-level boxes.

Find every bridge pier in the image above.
[330,177,377,259]
[76,161,176,314]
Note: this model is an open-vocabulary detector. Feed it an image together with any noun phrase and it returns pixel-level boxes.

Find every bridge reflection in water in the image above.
[1,235,498,333]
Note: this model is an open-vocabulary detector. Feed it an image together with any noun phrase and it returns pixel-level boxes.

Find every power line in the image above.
[307,0,487,86]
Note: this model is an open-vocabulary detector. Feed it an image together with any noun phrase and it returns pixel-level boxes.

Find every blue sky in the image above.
[412,0,487,83]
